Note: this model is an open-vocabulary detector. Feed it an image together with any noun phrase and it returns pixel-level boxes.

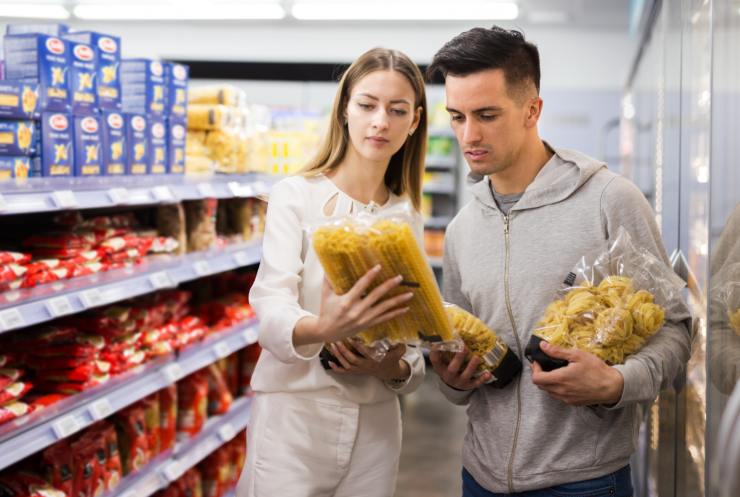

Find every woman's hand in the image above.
[327,341,410,381]
[294,265,414,347]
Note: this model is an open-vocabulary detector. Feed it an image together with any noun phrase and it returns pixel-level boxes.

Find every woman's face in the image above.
[344,69,421,164]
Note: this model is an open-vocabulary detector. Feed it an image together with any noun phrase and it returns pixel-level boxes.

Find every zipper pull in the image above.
[504,215,510,234]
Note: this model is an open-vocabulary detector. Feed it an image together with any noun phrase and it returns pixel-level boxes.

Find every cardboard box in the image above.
[0,156,34,180]
[39,112,73,176]
[101,111,127,175]
[73,114,102,176]
[68,41,98,115]
[149,116,167,174]
[164,62,188,121]
[125,113,148,175]
[0,81,39,119]
[121,59,165,116]
[63,31,121,111]
[167,119,186,174]
[0,120,37,155]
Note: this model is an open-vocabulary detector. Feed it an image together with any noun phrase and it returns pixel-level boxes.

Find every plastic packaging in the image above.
[524,227,685,370]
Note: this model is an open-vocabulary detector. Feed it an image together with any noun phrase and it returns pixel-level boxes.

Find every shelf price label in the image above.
[152,186,175,203]
[197,183,216,198]
[80,290,105,309]
[52,190,78,209]
[46,297,74,318]
[89,398,114,420]
[163,462,184,482]
[0,193,7,212]
[0,308,25,331]
[163,363,183,383]
[52,415,82,439]
[214,342,231,359]
[218,423,236,442]
[193,260,211,276]
[252,181,267,195]
[149,271,174,290]
[233,251,252,267]
[242,327,257,344]
[107,188,129,205]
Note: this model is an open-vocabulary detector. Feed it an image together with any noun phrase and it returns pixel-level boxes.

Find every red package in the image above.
[15,326,79,347]
[99,235,150,254]
[229,431,247,486]
[0,400,31,425]
[101,424,123,491]
[105,247,148,264]
[42,439,74,497]
[0,369,23,391]
[70,436,97,497]
[0,355,7,368]
[0,251,30,265]
[31,342,100,359]
[221,354,239,397]
[35,374,109,395]
[199,448,230,497]
[149,236,179,254]
[30,246,104,260]
[64,305,131,332]
[177,371,208,437]
[26,393,67,411]
[71,262,107,278]
[0,264,26,283]
[183,468,203,497]
[87,433,108,497]
[239,344,261,395]
[23,231,100,250]
[35,363,102,383]
[205,365,232,416]
[23,259,71,275]
[26,355,90,370]
[0,381,32,405]
[140,393,161,456]
[0,472,66,497]
[20,267,71,288]
[158,384,177,452]
[114,405,150,475]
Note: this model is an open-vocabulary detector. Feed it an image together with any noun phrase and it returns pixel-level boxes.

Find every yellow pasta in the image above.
[313,217,453,345]
[730,308,740,337]
[533,276,666,364]
[446,305,508,372]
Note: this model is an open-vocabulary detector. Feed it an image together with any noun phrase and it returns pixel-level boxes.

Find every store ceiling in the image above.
[1,0,634,31]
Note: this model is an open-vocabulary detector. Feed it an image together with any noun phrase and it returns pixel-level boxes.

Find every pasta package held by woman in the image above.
[312,202,453,354]
[442,304,522,388]
[525,226,685,370]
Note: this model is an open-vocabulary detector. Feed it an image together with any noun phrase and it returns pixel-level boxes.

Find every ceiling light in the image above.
[73,2,286,20]
[291,1,519,21]
[0,2,70,20]
[528,10,568,24]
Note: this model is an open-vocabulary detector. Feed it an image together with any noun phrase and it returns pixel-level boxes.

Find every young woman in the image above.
[236,48,429,497]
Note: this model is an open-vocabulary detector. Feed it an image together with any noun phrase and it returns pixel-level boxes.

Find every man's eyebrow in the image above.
[356,93,410,105]
[446,106,504,113]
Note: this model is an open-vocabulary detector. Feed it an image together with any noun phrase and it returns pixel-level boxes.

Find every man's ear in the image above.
[525,97,543,128]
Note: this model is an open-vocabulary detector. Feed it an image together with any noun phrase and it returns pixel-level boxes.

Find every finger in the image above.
[460,356,483,384]
[428,349,447,372]
[446,350,468,376]
[539,341,576,362]
[335,342,361,366]
[359,273,407,309]
[351,341,371,358]
[362,285,412,318]
[469,371,492,389]
[328,361,350,374]
[330,343,354,370]
[346,265,383,301]
[364,306,410,329]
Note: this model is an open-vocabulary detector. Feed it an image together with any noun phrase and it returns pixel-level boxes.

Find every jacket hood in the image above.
[468,146,606,212]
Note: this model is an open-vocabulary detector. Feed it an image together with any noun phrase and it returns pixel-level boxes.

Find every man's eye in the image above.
[480,114,498,121]
[450,115,463,122]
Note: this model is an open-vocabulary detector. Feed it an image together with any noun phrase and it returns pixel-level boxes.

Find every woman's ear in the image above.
[409,106,423,135]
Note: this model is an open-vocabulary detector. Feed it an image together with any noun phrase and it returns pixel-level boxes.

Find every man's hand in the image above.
[429,347,491,391]
[531,341,624,406]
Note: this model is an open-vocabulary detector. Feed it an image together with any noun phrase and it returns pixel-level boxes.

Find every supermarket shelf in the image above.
[429,127,455,138]
[424,216,452,230]
[425,155,457,170]
[423,182,456,195]
[0,240,262,335]
[0,320,258,471]
[107,396,252,497]
[0,174,276,216]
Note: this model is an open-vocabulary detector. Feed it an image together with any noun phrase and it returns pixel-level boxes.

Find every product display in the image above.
[313,204,452,351]
[524,227,685,370]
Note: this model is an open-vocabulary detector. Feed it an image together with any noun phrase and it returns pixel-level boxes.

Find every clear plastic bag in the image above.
[311,201,453,360]
[525,226,685,370]
[440,304,522,388]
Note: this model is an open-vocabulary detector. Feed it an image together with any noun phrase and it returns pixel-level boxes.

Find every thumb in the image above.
[540,340,576,361]
[322,277,334,298]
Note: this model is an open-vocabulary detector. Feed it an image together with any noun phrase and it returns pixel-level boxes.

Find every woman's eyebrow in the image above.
[356,93,410,105]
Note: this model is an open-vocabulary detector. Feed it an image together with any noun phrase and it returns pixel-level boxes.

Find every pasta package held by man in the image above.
[525,226,685,371]
[443,304,522,388]
[312,203,453,352]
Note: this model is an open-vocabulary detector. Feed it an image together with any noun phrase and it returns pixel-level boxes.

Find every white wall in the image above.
[64,20,638,91]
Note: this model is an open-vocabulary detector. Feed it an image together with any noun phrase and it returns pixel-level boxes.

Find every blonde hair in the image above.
[302,47,427,210]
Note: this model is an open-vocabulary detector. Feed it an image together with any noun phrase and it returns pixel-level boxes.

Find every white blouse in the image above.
[249,174,426,404]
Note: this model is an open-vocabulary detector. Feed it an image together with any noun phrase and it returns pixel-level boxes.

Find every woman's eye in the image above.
[358,103,373,110]
[391,109,408,116]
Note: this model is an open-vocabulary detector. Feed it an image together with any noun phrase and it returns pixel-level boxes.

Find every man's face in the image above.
[445,69,533,177]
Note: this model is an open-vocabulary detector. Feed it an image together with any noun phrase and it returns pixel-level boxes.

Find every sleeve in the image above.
[436,220,475,405]
[249,179,323,364]
[600,176,692,409]
[384,344,425,394]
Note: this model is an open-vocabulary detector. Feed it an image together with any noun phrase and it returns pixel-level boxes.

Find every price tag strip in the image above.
[89,398,114,420]
[193,261,211,276]
[46,297,74,318]
[79,290,106,309]
[52,415,82,439]
[149,271,174,290]
[197,183,216,198]
[51,190,78,209]
[163,363,183,383]
[233,251,253,266]
[0,308,25,331]
[218,423,236,442]
[107,188,129,205]
[152,186,175,203]
[213,342,231,359]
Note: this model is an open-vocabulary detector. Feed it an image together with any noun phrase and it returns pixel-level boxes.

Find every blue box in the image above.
[0,81,39,119]
[68,41,98,115]
[0,120,37,155]
[0,156,34,180]
[3,34,71,112]
[63,32,121,111]
[164,62,188,120]
[6,24,70,37]
[125,113,148,175]
[39,112,73,176]
[101,111,127,175]
[167,120,186,175]
[121,59,166,116]
[73,115,102,176]
[149,117,167,175]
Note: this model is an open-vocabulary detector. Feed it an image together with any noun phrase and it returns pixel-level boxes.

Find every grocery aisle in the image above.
[395,371,468,497]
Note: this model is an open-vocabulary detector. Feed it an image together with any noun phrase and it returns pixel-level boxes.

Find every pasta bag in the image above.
[525,227,684,370]
[443,304,522,388]
[312,202,453,356]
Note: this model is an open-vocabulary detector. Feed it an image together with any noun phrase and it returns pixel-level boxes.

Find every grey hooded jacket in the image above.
[440,146,691,493]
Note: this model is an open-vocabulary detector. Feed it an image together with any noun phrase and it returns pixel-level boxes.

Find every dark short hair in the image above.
[427,26,540,98]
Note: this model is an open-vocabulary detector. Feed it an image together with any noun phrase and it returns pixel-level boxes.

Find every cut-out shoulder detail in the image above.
[323,192,339,217]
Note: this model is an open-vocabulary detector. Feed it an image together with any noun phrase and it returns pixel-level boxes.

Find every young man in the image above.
[427,26,691,497]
